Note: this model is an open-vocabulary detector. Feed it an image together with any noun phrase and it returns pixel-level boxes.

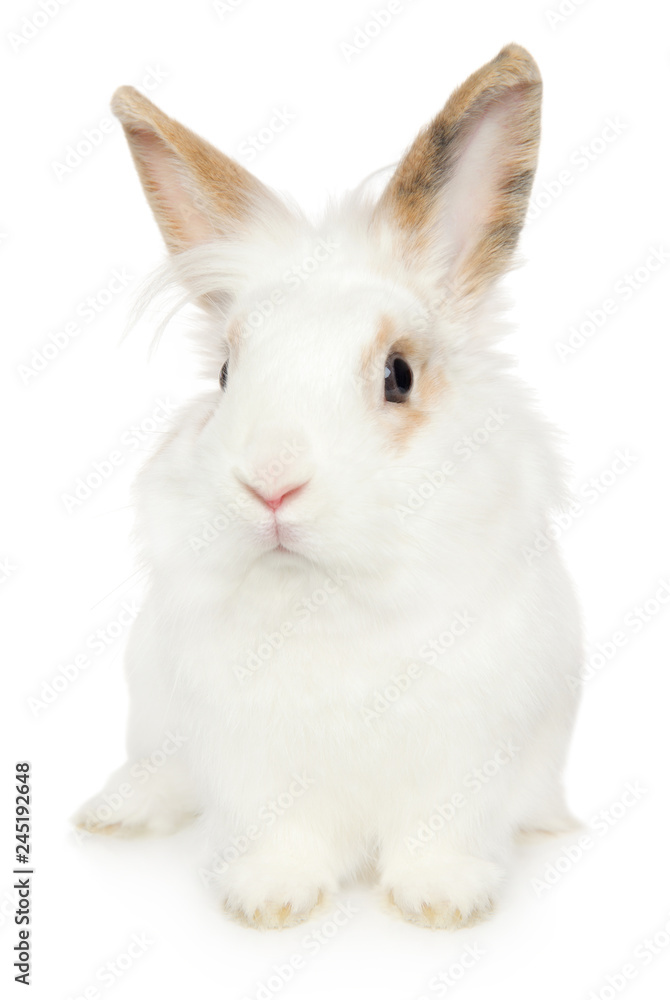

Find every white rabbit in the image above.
[74,44,583,930]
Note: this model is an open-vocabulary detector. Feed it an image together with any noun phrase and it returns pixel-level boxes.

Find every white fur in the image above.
[75,60,582,931]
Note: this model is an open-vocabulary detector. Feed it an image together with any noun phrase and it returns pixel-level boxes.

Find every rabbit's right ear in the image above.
[112,87,287,253]
[373,44,541,304]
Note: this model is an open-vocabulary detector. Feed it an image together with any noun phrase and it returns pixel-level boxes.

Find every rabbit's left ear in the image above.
[373,44,541,302]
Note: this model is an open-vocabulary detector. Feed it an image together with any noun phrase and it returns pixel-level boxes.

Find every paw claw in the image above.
[384,855,502,929]
[226,889,324,930]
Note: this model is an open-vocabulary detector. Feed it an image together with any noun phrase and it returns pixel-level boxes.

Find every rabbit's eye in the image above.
[384,353,413,403]
[219,361,228,390]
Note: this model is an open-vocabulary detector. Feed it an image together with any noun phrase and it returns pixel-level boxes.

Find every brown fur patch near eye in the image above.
[416,365,446,411]
[386,364,447,451]
[364,315,446,451]
[387,405,430,450]
[373,44,541,300]
[361,314,396,378]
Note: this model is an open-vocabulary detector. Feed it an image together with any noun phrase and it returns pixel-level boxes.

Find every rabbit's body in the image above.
[76,45,583,929]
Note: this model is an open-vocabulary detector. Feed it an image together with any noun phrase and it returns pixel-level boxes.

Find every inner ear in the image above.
[373,44,542,302]
[112,86,290,253]
[121,125,220,248]
[428,87,535,285]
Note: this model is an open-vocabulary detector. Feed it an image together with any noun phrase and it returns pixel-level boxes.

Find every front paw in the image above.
[383,854,504,929]
[72,760,199,838]
[224,885,325,930]
[213,851,336,929]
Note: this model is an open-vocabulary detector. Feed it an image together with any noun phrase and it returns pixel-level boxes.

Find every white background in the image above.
[2,0,669,998]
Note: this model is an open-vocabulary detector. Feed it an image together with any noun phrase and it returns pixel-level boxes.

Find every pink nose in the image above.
[247,482,308,511]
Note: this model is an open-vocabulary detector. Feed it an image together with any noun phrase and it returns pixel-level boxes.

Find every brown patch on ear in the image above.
[112,87,285,252]
[373,44,541,300]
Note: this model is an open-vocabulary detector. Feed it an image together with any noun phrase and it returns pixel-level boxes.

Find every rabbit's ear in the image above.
[112,87,284,252]
[374,44,541,302]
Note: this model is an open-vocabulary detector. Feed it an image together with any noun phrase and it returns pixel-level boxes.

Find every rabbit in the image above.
[74,43,583,931]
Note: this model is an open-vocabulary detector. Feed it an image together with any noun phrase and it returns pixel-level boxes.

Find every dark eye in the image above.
[219,361,228,390]
[384,353,413,403]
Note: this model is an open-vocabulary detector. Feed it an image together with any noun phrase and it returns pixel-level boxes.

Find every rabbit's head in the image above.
[115,46,558,590]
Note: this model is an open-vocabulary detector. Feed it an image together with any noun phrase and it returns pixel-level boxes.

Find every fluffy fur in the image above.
[75,44,583,930]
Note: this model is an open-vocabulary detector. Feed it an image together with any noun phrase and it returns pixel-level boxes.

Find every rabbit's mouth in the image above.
[272,523,303,554]
[254,515,304,556]
[266,538,307,562]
